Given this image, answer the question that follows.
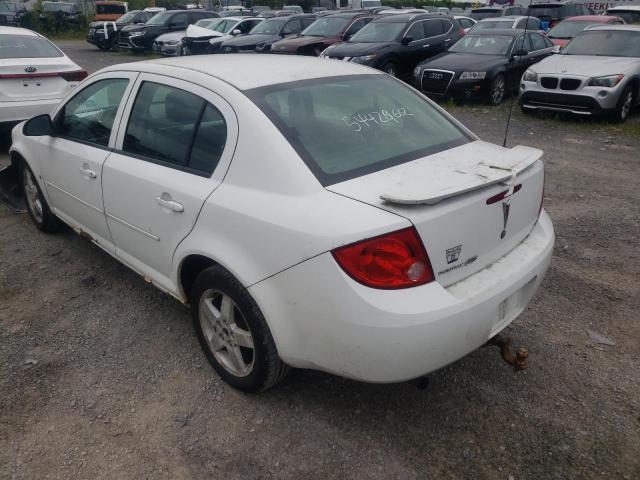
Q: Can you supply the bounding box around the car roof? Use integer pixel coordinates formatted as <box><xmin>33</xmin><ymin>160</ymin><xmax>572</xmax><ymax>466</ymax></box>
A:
<box><xmin>104</xmin><ymin>54</ymin><xmax>379</xmax><ymax>90</ymax></box>
<box><xmin>606</xmin><ymin>6</ymin><xmax>640</xmax><ymax>11</ymax></box>
<box><xmin>564</xmin><ymin>15</ymin><xmax>619</xmax><ymax>21</ymax></box>
<box><xmin>374</xmin><ymin>13</ymin><xmax>445</xmax><ymax>22</ymax></box>
<box><xmin>324</xmin><ymin>11</ymin><xmax>372</xmax><ymax>19</ymax></box>
<box><xmin>0</xmin><ymin>26</ymin><xmax>39</xmax><ymax>36</ymax></box>
<box><xmin>583</xmin><ymin>24</ymin><xmax>640</xmax><ymax>32</ymax></box>
<box><xmin>466</xmin><ymin>28</ymin><xmax>523</xmax><ymax>36</ymax></box>
<box><xmin>222</xmin><ymin>16</ymin><xmax>261</xmax><ymax>21</ymax></box>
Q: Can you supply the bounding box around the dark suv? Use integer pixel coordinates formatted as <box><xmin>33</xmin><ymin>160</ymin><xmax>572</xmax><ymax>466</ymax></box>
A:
<box><xmin>118</xmin><ymin>10</ymin><xmax>219</xmax><ymax>52</ymax></box>
<box><xmin>87</xmin><ymin>10</ymin><xmax>156</xmax><ymax>50</ymax></box>
<box><xmin>271</xmin><ymin>11</ymin><xmax>374</xmax><ymax>56</ymax></box>
<box><xmin>527</xmin><ymin>2</ymin><xmax>593</xmax><ymax>30</ymax></box>
<box><xmin>221</xmin><ymin>14</ymin><xmax>317</xmax><ymax>53</ymax></box>
<box><xmin>322</xmin><ymin>13</ymin><xmax>465</xmax><ymax>79</ymax></box>
<box><xmin>0</xmin><ymin>2</ymin><xmax>26</xmax><ymax>26</ymax></box>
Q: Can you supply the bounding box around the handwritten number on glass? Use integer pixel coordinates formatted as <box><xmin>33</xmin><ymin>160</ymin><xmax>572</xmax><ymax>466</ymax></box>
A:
<box><xmin>342</xmin><ymin>108</ymin><xmax>413</xmax><ymax>132</ymax></box>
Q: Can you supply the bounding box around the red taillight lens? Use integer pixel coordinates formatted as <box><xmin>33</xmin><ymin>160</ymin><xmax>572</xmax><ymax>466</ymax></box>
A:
<box><xmin>59</xmin><ymin>70</ymin><xmax>88</xmax><ymax>82</ymax></box>
<box><xmin>332</xmin><ymin>227</ymin><xmax>434</xmax><ymax>289</ymax></box>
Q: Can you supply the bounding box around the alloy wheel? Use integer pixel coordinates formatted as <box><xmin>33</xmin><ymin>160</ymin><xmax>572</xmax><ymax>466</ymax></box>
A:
<box><xmin>22</xmin><ymin>167</ymin><xmax>43</xmax><ymax>224</ymax></box>
<box><xmin>620</xmin><ymin>90</ymin><xmax>633</xmax><ymax>121</ymax></box>
<box><xmin>491</xmin><ymin>76</ymin><xmax>506</xmax><ymax>105</ymax></box>
<box><xmin>199</xmin><ymin>289</ymin><xmax>255</xmax><ymax>377</ymax></box>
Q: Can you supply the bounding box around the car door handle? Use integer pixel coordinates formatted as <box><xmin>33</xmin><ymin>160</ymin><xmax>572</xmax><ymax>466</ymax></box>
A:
<box><xmin>79</xmin><ymin>166</ymin><xmax>97</xmax><ymax>179</ymax></box>
<box><xmin>156</xmin><ymin>195</ymin><xmax>184</xmax><ymax>212</ymax></box>
<box><xmin>422</xmin><ymin>44</ymin><xmax>431</xmax><ymax>48</ymax></box>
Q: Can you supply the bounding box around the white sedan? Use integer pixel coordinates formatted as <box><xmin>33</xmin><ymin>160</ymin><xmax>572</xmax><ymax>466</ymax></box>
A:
<box><xmin>0</xmin><ymin>26</ymin><xmax>87</xmax><ymax>130</ymax></box>
<box><xmin>10</xmin><ymin>55</ymin><xmax>554</xmax><ymax>392</ymax></box>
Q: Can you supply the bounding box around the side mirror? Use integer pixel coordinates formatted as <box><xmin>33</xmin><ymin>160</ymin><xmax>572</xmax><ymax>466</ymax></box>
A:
<box><xmin>23</xmin><ymin>114</ymin><xmax>53</xmax><ymax>137</ymax></box>
<box><xmin>231</xmin><ymin>29</ymin><xmax>242</xmax><ymax>35</ymax></box>
<box><xmin>401</xmin><ymin>36</ymin><xmax>413</xmax><ymax>46</ymax></box>
<box><xmin>170</xmin><ymin>22</ymin><xmax>187</xmax><ymax>30</ymax></box>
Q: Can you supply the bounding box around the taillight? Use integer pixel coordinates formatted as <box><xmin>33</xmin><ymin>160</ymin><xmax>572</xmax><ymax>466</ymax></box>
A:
<box><xmin>59</xmin><ymin>70</ymin><xmax>88</xmax><ymax>82</ymax></box>
<box><xmin>332</xmin><ymin>227</ymin><xmax>434</xmax><ymax>289</ymax></box>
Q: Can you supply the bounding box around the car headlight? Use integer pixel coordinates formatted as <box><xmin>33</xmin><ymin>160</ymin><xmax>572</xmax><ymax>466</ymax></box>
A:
<box><xmin>459</xmin><ymin>71</ymin><xmax>486</xmax><ymax>81</ymax></box>
<box><xmin>587</xmin><ymin>74</ymin><xmax>624</xmax><ymax>88</ymax></box>
<box><xmin>165</xmin><ymin>40</ymin><xmax>180</xmax><ymax>46</ymax></box>
<box><xmin>413</xmin><ymin>66</ymin><xmax>422</xmax><ymax>78</ymax></box>
<box><xmin>129</xmin><ymin>31</ymin><xmax>145</xmax><ymax>37</ymax></box>
<box><xmin>522</xmin><ymin>70</ymin><xmax>537</xmax><ymax>82</ymax></box>
<box><xmin>349</xmin><ymin>54</ymin><xmax>376</xmax><ymax>64</ymax></box>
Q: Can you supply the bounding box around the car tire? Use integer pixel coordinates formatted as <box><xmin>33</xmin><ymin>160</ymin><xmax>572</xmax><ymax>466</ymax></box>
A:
<box><xmin>19</xmin><ymin>160</ymin><xmax>60</xmax><ymax>233</ymax></box>
<box><xmin>488</xmin><ymin>74</ymin><xmax>506</xmax><ymax>106</ymax></box>
<box><xmin>382</xmin><ymin>61</ymin><xmax>398</xmax><ymax>78</ymax></box>
<box><xmin>190</xmin><ymin>265</ymin><xmax>289</xmax><ymax>392</ymax></box>
<box><xmin>612</xmin><ymin>85</ymin><xmax>635</xmax><ymax>123</ymax></box>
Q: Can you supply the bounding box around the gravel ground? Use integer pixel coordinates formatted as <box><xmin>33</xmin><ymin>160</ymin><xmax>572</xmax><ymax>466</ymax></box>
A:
<box><xmin>1</xmin><ymin>41</ymin><xmax>639</xmax><ymax>480</ymax></box>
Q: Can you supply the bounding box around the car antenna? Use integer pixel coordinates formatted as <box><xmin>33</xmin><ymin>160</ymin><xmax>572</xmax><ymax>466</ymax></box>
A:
<box><xmin>502</xmin><ymin>0</ymin><xmax>535</xmax><ymax>148</ymax></box>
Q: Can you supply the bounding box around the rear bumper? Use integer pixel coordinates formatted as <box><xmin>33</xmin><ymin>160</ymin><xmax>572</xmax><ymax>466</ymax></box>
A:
<box><xmin>0</xmin><ymin>98</ymin><xmax>61</xmax><ymax>125</ymax></box>
<box><xmin>249</xmin><ymin>211</ymin><xmax>555</xmax><ymax>383</ymax></box>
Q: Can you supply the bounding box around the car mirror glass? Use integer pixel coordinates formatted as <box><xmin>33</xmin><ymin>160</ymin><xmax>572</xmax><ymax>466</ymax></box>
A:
<box><xmin>23</xmin><ymin>114</ymin><xmax>53</xmax><ymax>137</ymax></box>
<box><xmin>232</xmin><ymin>29</ymin><xmax>241</xmax><ymax>35</ymax></box>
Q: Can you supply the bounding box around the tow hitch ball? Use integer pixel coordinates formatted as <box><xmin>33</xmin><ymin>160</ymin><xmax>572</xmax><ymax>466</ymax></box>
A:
<box><xmin>488</xmin><ymin>334</ymin><xmax>529</xmax><ymax>371</ymax></box>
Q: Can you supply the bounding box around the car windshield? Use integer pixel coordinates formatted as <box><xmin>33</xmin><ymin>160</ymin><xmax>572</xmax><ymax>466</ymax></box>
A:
<box><xmin>527</xmin><ymin>6</ymin><xmax>562</xmax><ymax>18</ymax></box>
<box><xmin>247</xmin><ymin>75</ymin><xmax>471</xmax><ymax>186</ymax></box>
<box><xmin>449</xmin><ymin>34</ymin><xmax>513</xmax><ymax>55</ymax></box>
<box><xmin>473</xmin><ymin>20</ymin><xmax>514</xmax><ymax>30</ymax></box>
<box><xmin>146</xmin><ymin>12</ymin><xmax>172</xmax><ymax>25</ymax></box>
<box><xmin>547</xmin><ymin>20</ymin><xmax>595</xmax><ymax>39</ymax></box>
<box><xmin>250</xmin><ymin>17</ymin><xmax>285</xmax><ymax>34</ymax></box>
<box><xmin>196</xmin><ymin>18</ymin><xmax>224</xmax><ymax>30</ymax></box>
<box><xmin>43</xmin><ymin>3</ymin><xmax>74</xmax><ymax>13</ymax></box>
<box><xmin>561</xmin><ymin>30</ymin><xmax>640</xmax><ymax>57</ymax></box>
<box><xmin>607</xmin><ymin>11</ymin><xmax>640</xmax><ymax>23</ymax></box>
<box><xmin>0</xmin><ymin>34</ymin><xmax>64</xmax><ymax>58</ymax></box>
<box><xmin>470</xmin><ymin>9</ymin><xmax>502</xmax><ymax>20</ymax></box>
<box><xmin>349</xmin><ymin>21</ymin><xmax>405</xmax><ymax>43</ymax></box>
<box><xmin>96</xmin><ymin>4</ymin><xmax>126</xmax><ymax>15</ymax></box>
<box><xmin>116</xmin><ymin>11</ymin><xmax>138</xmax><ymax>23</ymax></box>
<box><xmin>302</xmin><ymin>17</ymin><xmax>350</xmax><ymax>36</ymax></box>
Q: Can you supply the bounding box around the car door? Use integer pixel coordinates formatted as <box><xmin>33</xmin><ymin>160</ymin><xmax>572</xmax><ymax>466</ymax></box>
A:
<box><xmin>102</xmin><ymin>74</ymin><xmax>238</xmax><ymax>292</ymax></box>
<box><xmin>39</xmin><ymin>72</ymin><xmax>138</xmax><ymax>253</ymax></box>
<box><xmin>399</xmin><ymin>20</ymin><xmax>430</xmax><ymax>75</ymax></box>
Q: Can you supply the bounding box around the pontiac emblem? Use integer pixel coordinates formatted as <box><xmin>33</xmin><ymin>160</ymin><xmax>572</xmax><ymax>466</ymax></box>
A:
<box><xmin>25</xmin><ymin>66</ymin><xmax>37</xmax><ymax>73</ymax></box>
<box><xmin>501</xmin><ymin>199</ymin><xmax>511</xmax><ymax>239</ymax></box>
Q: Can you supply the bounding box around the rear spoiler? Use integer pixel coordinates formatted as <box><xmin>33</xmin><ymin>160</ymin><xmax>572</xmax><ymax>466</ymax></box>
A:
<box><xmin>380</xmin><ymin>145</ymin><xmax>543</xmax><ymax>206</ymax></box>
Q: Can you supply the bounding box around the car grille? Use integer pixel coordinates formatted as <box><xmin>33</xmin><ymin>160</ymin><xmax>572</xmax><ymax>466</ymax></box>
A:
<box><xmin>421</xmin><ymin>70</ymin><xmax>455</xmax><ymax>95</ymax></box>
<box><xmin>540</xmin><ymin>77</ymin><xmax>558</xmax><ymax>89</ymax></box>
<box><xmin>560</xmin><ymin>78</ymin><xmax>581</xmax><ymax>91</ymax></box>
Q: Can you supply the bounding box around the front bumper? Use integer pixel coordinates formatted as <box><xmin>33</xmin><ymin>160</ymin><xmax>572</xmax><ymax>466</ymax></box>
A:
<box><xmin>520</xmin><ymin>77</ymin><xmax>621</xmax><ymax>115</ymax></box>
<box><xmin>152</xmin><ymin>42</ymin><xmax>181</xmax><ymax>56</ymax></box>
<box><xmin>118</xmin><ymin>35</ymin><xmax>148</xmax><ymax>51</ymax></box>
<box><xmin>249</xmin><ymin>211</ymin><xmax>555</xmax><ymax>383</ymax></box>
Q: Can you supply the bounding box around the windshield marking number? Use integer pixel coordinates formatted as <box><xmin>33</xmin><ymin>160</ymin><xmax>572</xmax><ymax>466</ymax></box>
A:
<box><xmin>342</xmin><ymin>108</ymin><xmax>413</xmax><ymax>132</ymax></box>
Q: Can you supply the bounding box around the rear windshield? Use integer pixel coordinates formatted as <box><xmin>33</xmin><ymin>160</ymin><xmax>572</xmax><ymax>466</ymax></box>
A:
<box><xmin>247</xmin><ymin>75</ymin><xmax>471</xmax><ymax>186</ymax></box>
<box><xmin>0</xmin><ymin>34</ymin><xmax>63</xmax><ymax>58</ymax></box>
<box><xmin>561</xmin><ymin>30</ymin><xmax>640</xmax><ymax>57</ymax></box>
<box><xmin>473</xmin><ymin>20</ymin><xmax>514</xmax><ymax>30</ymax></box>
<box><xmin>43</xmin><ymin>3</ymin><xmax>75</xmax><ymax>13</ymax></box>
<box><xmin>528</xmin><ymin>5</ymin><xmax>563</xmax><ymax>18</ymax></box>
<box><xmin>96</xmin><ymin>4</ymin><xmax>126</xmax><ymax>15</ymax></box>
<box><xmin>469</xmin><ymin>9</ymin><xmax>502</xmax><ymax>20</ymax></box>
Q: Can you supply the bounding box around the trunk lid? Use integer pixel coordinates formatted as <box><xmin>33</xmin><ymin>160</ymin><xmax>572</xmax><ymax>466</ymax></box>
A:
<box><xmin>0</xmin><ymin>57</ymin><xmax>80</xmax><ymax>102</ymax></box>
<box><xmin>327</xmin><ymin>140</ymin><xmax>545</xmax><ymax>287</ymax></box>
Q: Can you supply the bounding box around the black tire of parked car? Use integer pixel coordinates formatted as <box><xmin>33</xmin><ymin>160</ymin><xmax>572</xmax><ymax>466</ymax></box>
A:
<box><xmin>19</xmin><ymin>159</ymin><xmax>60</xmax><ymax>233</ymax></box>
<box><xmin>382</xmin><ymin>61</ymin><xmax>398</xmax><ymax>78</ymax></box>
<box><xmin>487</xmin><ymin>73</ymin><xmax>506</xmax><ymax>106</ymax></box>
<box><xmin>613</xmin><ymin>85</ymin><xmax>635</xmax><ymax>123</ymax></box>
<box><xmin>190</xmin><ymin>265</ymin><xmax>290</xmax><ymax>392</ymax></box>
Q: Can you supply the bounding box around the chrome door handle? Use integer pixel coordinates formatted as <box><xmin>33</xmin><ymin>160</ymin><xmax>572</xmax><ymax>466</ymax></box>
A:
<box><xmin>156</xmin><ymin>195</ymin><xmax>184</xmax><ymax>212</ymax></box>
<box><xmin>422</xmin><ymin>44</ymin><xmax>431</xmax><ymax>48</ymax></box>
<box><xmin>80</xmin><ymin>167</ymin><xmax>96</xmax><ymax>179</ymax></box>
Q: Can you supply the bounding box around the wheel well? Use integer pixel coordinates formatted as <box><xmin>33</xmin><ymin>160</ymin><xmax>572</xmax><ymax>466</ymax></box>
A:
<box><xmin>179</xmin><ymin>255</ymin><xmax>217</xmax><ymax>301</ymax></box>
<box><xmin>629</xmin><ymin>78</ymin><xmax>640</xmax><ymax>100</ymax></box>
<box><xmin>9</xmin><ymin>151</ymin><xmax>23</xmax><ymax>170</ymax></box>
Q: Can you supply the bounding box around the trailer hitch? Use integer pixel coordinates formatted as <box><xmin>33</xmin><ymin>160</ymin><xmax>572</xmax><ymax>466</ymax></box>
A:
<box><xmin>488</xmin><ymin>334</ymin><xmax>529</xmax><ymax>371</ymax></box>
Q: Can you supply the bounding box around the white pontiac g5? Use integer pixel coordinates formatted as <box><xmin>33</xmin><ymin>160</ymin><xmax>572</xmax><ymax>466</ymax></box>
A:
<box><xmin>10</xmin><ymin>55</ymin><xmax>555</xmax><ymax>392</ymax></box>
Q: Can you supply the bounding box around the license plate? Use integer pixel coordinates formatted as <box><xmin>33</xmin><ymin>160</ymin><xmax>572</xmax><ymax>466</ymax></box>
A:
<box><xmin>491</xmin><ymin>277</ymin><xmax>537</xmax><ymax>336</ymax></box>
<box><xmin>21</xmin><ymin>79</ymin><xmax>42</xmax><ymax>88</ymax></box>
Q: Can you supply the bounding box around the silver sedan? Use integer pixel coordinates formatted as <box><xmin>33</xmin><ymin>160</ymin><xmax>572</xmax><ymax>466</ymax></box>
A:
<box><xmin>519</xmin><ymin>25</ymin><xmax>640</xmax><ymax>122</ymax></box>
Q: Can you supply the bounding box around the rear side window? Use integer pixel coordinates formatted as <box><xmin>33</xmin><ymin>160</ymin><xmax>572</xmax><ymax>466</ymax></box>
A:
<box><xmin>123</xmin><ymin>82</ymin><xmax>204</xmax><ymax>166</ymax></box>
<box><xmin>123</xmin><ymin>82</ymin><xmax>227</xmax><ymax>175</ymax></box>
<box><xmin>530</xmin><ymin>33</ymin><xmax>548</xmax><ymax>50</ymax></box>
<box><xmin>424</xmin><ymin>19</ymin><xmax>443</xmax><ymax>37</ymax></box>
<box><xmin>0</xmin><ymin>34</ymin><xmax>63</xmax><ymax>58</ymax></box>
<box><xmin>58</xmin><ymin>78</ymin><xmax>129</xmax><ymax>147</ymax></box>
<box><xmin>247</xmin><ymin>75</ymin><xmax>471</xmax><ymax>186</ymax></box>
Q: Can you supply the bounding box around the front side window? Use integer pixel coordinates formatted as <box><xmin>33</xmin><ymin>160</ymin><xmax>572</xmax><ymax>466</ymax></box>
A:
<box><xmin>250</xmin><ymin>18</ymin><xmax>286</xmax><ymax>34</ymax></box>
<box><xmin>123</xmin><ymin>82</ymin><xmax>204</xmax><ymax>166</ymax></box>
<box><xmin>405</xmin><ymin>21</ymin><xmax>426</xmax><ymax>41</ymax></box>
<box><xmin>247</xmin><ymin>75</ymin><xmax>471</xmax><ymax>186</ymax></box>
<box><xmin>302</xmin><ymin>17</ymin><xmax>350</xmax><ymax>37</ymax></box>
<box><xmin>350</xmin><ymin>21</ymin><xmax>405</xmax><ymax>43</ymax></box>
<box><xmin>0</xmin><ymin>34</ymin><xmax>63</xmax><ymax>58</ymax></box>
<box><xmin>58</xmin><ymin>78</ymin><xmax>129</xmax><ymax>147</ymax></box>
<box><xmin>282</xmin><ymin>19</ymin><xmax>301</xmax><ymax>35</ymax></box>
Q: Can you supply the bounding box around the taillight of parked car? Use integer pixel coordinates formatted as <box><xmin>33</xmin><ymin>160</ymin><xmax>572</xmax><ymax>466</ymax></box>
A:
<box><xmin>59</xmin><ymin>70</ymin><xmax>88</xmax><ymax>82</ymax></box>
<box><xmin>332</xmin><ymin>227</ymin><xmax>434</xmax><ymax>289</ymax></box>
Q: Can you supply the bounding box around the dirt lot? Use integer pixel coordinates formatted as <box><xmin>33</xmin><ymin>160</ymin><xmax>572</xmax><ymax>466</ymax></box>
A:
<box><xmin>1</xmin><ymin>41</ymin><xmax>639</xmax><ymax>479</ymax></box>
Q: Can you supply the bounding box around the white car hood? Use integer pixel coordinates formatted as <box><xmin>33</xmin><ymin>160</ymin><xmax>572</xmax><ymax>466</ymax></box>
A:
<box><xmin>186</xmin><ymin>24</ymin><xmax>224</xmax><ymax>38</ymax></box>
<box><xmin>155</xmin><ymin>30</ymin><xmax>186</xmax><ymax>42</ymax></box>
<box><xmin>531</xmin><ymin>54</ymin><xmax>640</xmax><ymax>77</ymax></box>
